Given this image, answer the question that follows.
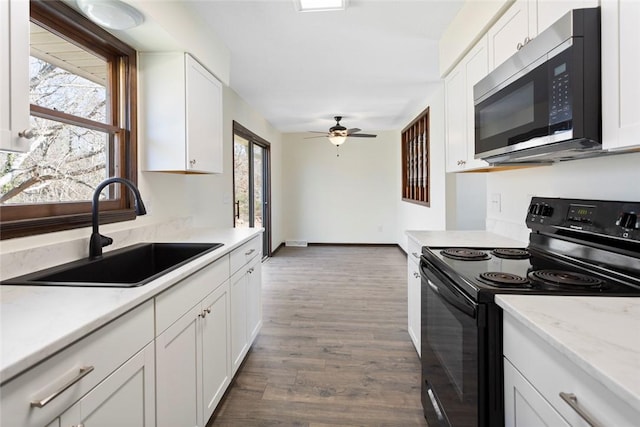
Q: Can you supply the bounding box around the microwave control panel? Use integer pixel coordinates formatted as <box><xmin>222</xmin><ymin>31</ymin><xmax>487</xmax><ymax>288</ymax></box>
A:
<box><xmin>549</xmin><ymin>62</ymin><xmax>572</xmax><ymax>127</ymax></box>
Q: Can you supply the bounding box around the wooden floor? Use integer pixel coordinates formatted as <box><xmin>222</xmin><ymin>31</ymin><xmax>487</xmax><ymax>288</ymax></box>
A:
<box><xmin>208</xmin><ymin>245</ymin><xmax>428</xmax><ymax>427</ymax></box>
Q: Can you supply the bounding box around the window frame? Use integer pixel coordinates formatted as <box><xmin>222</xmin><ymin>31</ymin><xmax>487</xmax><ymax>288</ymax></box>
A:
<box><xmin>0</xmin><ymin>0</ymin><xmax>138</xmax><ymax>239</ymax></box>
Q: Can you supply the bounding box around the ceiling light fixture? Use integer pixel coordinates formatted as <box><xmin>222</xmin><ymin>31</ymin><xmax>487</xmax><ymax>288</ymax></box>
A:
<box><xmin>328</xmin><ymin>135</ymin><xmax>347</xmax><ymax>146</ymax></box>
<box><xmin>77</xmin><ymin>0</ymin><xmax>145</xmax><ymax>30</ymax></box>
<box><xmin>294</xmin><ymin>0</ymin><xmax>347</xmax><ymax>12</ymax></box>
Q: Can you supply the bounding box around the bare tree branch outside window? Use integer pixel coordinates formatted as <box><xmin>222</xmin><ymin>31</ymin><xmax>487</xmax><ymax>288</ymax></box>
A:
<box><xmin>1</xmin><ymin>30</ymin><xmax>109</xmax><ymax>205</ymax></box>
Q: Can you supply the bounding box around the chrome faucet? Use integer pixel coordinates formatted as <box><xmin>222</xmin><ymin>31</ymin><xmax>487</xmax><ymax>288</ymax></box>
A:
<box><xmin>89</xmin><ymin>177</ymin><xmax>147</xmax><ymax>259</ymax></box>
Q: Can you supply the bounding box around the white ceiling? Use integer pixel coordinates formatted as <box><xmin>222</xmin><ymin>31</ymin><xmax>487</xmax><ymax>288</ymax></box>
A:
<box><xmin>188</xmin><ymin>0</ymin><xmax>464</xmax><ymax>134</ymax></box>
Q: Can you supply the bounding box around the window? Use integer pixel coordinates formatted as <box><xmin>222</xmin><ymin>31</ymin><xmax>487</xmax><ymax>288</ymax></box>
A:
<box><xmin>0</xmin><ymin>0</ymin><xmax>137</xmax><ymax>239</ymax></box>
<box><xmin>401</xmin><ymin>107</ymin><xmax>430</xmax><ymax>206</ymax></box>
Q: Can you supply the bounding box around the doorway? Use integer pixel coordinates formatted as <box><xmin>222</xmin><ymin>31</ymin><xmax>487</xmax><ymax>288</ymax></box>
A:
<box><xmin>233</xmin><ymin>121</ymin><xmax>271</xmax><ymax>257</ymax></box>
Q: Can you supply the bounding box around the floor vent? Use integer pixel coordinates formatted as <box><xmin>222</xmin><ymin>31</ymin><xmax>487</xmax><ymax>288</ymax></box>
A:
<box><xmin>285</xmin><ymin>240</ymin><xmax>308</xmax><ymax>247</ymax></box>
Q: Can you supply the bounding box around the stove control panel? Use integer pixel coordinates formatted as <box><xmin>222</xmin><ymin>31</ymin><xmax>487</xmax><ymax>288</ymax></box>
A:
<box><xmin>526</xmin><ymin>197</ymin><xmax>640</xmax><ymax>241</ymax></box>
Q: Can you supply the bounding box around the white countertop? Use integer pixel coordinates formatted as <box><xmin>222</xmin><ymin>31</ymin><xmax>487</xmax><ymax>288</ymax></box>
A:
<box><xmin>406</xmin><ymin>230</ymin><xmax>527</xmax><ymax>248</ymax></box>
<box><xmin>0</xmin><ymin>227</ymin><xmax>262</xmax><ymax>384</ymax></box>
<box><xmin>496</xmin><ymin>295</ymin><xmax>640</xmax><ymax>411</ymax></box>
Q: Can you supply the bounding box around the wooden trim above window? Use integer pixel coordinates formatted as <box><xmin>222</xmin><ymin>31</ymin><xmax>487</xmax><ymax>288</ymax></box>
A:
<box><xmin>401</xmin><ymin>107</ymin><xmax>430</xmax><ymax>206</ymax></box>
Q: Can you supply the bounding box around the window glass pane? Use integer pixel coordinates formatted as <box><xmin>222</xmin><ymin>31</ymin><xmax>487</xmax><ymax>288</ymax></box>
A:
<box><xmin>253</xmin><ymin>145</ymin><xmax>263</xmax><ymax>229</ymax></box>
<box><xmin>0</xmin><ymin>117</ymin><xmax>109</xmax><ymax>205</ymax></box>
<box><xmin>234</xmin><ymin>135</ymin><xmax>250</xmax><ymax>228</ymax></box>
<box><xmin>29</xmin><ymin>22</ymin><xmax>108</xmax><ymax>123</ymax></box>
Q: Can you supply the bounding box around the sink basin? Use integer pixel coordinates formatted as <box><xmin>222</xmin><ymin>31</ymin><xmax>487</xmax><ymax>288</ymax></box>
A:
<box><xmin>1</xmin><ymin>242</ymin><xmax>224</xmax><ymax>288</ymax></box>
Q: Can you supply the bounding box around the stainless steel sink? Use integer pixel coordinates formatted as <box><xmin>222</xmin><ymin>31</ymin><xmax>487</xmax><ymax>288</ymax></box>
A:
<box><xmin>1</xmin><ymin>242</ymin><xmax>224</xmax><ymax>288</ymax></box>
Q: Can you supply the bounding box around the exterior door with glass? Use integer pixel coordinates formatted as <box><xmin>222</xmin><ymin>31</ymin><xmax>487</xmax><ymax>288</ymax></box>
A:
<box><xmin>233</xmin><ymin>123</ymin><xmax>270</xmax><ymax>257</ymax></box>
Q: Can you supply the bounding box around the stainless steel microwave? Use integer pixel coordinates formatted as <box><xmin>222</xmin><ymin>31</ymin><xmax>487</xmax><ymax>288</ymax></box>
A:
<box><xmin>473</xmin><ymin>8</ymin><xmax>601</xmax><ymax>164</ymax></box>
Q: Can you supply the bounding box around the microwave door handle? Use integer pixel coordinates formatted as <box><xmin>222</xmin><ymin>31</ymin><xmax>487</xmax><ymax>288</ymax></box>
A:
<box><xmin>426</xmin><ymin>278</ymin><xmax>476</xmax><ymax>318</ymax></box>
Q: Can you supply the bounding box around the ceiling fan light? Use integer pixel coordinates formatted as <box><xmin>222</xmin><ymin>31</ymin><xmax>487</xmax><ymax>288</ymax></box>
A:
<box><xmin>328</xmin><ymin>135</ymin><xmax>347</xmax><ymax>146</ymax></box>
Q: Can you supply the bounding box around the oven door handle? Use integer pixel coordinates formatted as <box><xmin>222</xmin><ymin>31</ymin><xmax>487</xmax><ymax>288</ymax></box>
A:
<box><xmin>426</xmin><ymin>278</ymin><xmax>476</xmax><ymax>318</ymax></box>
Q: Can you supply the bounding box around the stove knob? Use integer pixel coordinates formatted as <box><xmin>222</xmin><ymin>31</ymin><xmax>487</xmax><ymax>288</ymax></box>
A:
<box><xmin>616</xmin><ymin>212</ymin><xmax>638</xmax><ymax>229</ymax></box>
<box><xmin>540</xmin><ymin>205</ymin><xmax>554</xmax><ymax>217</ymax></box>
<box><xmin>529</xmin><ymin>203</ymin><xmax>539</xmax><ymax>215</ymax></box>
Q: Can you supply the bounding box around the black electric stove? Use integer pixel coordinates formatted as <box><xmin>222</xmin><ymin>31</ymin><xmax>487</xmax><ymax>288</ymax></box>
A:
<box><xmin>419</xmin><ymin>197</ymin><xmax>640</xmax><ymax>427</ymax></box>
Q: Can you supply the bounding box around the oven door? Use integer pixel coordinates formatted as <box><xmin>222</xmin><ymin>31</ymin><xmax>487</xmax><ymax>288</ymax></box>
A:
<box><xmin>420</xmin><ymin>257</ymin><xmax>481</xmax><ymax>427</ymax></box>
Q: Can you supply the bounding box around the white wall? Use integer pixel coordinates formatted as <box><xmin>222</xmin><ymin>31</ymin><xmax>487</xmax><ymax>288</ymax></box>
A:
<box><xmin>396</xmin><ymin>85</ymin><xmax>448</xmax><ymax>252</ymax></box>
<box><xmin>485</xmin><ymin>152</ymin><xmax>640</xmax><ymax>241</ymax></box>
<box><xmin>282</xmin><ymin>130</ymin><xmax>398</xmax><ymax>244</ymax></box>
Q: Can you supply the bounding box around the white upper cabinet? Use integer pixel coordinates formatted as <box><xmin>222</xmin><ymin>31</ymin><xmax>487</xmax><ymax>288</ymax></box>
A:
<box><xmin>488</xmin><ymin>0</ymin><xmax>598</xmax><ymax>71</ymax></box>
<box><xmin>445</xmin><ymin>36</ymin><xmax>490</xmax><ymax>172</ymax></box>
<box><xmin>602</xmin><ymin>0</ymin><xmax>640</xmax><ymax>151</ymax></box>
<box><xmin>487</xmin><ymin>0</ymin><xmax>537</xmax><ymax>71</ymax></box>
<box><xmin>1</xmin><ymin>0</ymin><xmax>31</xmax><ymax>152</ymax></box>
<box><xmin>140</xmin><ymin>53</ymin><xmax>223</xmax><ymax>173</ymax></box>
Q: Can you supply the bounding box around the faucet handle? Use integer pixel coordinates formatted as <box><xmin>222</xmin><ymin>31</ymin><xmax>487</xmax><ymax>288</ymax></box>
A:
<box><xmin>100</xmin><ymin>234</ymin><xmax>114</xmax><ymax>248</ymax></box>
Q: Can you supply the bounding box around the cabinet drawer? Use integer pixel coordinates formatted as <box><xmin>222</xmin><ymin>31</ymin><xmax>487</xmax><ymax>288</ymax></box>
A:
<box><xmin>0</xmin><ymin>300</ymin><xmax>154</xmax><ymax>427</ymax></box>
<box><xmin>230</xmin><ymin>236</ymin><xmax>261</xmax><ymax>275</ymax></box>
<box><xmin>155</xmin><ymin>255</ymin><xmax>229</xmax><ymax>335</ymax></box>
<box><xmin>407</xmin><ymin>238</ymin><xmax>422</xmax><ymax>266</ymax></box>
<box><xmin>503</xmin><ymin>312</ymin><xmax>640</xmax><ymax>427</ymax></box>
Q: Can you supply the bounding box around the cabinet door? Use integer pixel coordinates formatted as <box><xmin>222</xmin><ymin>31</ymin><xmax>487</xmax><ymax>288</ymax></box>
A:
<box><xmin>602</xmin><ymin>0</ymin><xmax>640</xmax><ymax>151</ymax></box>
<box><xmin>201</xmin><ymin>282</ymin><xmax>231</xmax><ymax>423</ymax></box>
<box><xmin>487</xmin><ymin>0</ymin><xmax>536</xmax><ymax>70</ymax></box>
<box><xmin>536</xmin><ymin>0</ymin><xmax>598</xmax><ymax>34</ymax></box>
<box><xmin>246</xmin><ymin>256</ymin><xmax>263</xmax><ymax>344</ymax></box>
<box><xmin>230</xmin><ymin>268</ymin><xmax>248</xmax><ymax>374</ymax></box>
<box><xmin>407</xmin><ymin>259</ymin><xmax>421</xmax><ymax>356</ymax></box>
<box><xmin>156</xmin><ymin>304</ymin><xmax>202</xmax><ymax>427</ymax></box>
<box><xmin>185</xmin><ymin>54</ymin><xmax>223</xmax><ymax>173</ymax></box>
<box><xmin>464</xmin><ymin>37</ymin><xmax>490</xmax><ymax>170</ymax></box>
<box><xmin>445</xmin><ymin>65</ymin><xmax>467</xmax><ymax>172</ymax></box>
<box><xmin>59</xmin><ymin>343</ymin><xmax>155</xmax><ymax>427</ymax></box>
<box><xmin>1</xmin><ymin>0</ymin><xmax>30</xmax><ymax>152</ymax></box>
<box><xmin>504</xmin><ymin>359</ymin><xmax>569</xmax><ymax>427</ymax></box>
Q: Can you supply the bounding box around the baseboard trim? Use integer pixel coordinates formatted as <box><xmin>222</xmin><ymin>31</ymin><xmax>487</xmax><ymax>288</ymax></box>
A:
<box><xmin>272</xmin><ymin>242</ymin><xmax>405</xmax><ymax>255</ymax></box>
<box><xmin>308</xmin><ymin>242</ymin><xmax>398</xmax><ymax>247</ymax></box>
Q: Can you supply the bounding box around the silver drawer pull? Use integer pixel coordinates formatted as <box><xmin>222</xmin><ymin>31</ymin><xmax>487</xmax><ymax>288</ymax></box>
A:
<box><xmin>413</xmin><ymin>272</ymin><xmax>420</xmax><ymax>278</ymax></box>
<box><xmin>559</xmin><ymin>392</ymin><xmax>603</xmax><ymax>427</ymax></box>
<box><xmin>31</xmin><ymin>366</ymin><xmax>95</xmax><ymax>408</ymax></box>
<box><xmin>245</xmin><ymin>248</ymin><xmax>255</xmax><ymax>256</ymax></box>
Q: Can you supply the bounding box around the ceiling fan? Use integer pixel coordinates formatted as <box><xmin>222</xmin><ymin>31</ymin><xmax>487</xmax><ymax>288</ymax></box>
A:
<box><xmin>306</xmin><ymin>116</ymin><xmax>377</xmax><ymax>146</ymax></box>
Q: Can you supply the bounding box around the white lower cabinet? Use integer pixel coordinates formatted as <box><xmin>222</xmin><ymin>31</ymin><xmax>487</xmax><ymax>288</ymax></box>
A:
<box><xmin>58</xmin><ymin>342</ymin><xmax>156</xmax><ymax>427</ymax></box>
<box><xmin>0</xmin><ymin>301</ymin><xmax>154</xmax><ymax>427</ymax></box>
<box><xmin>504</xmin><ymin>358</ymin><xmax>568</xmax><ymax>427</ymax></box>
<box><xmin>503</xmin><ymin>311</ymin><xmax>640</xmax><ymax>427</ymax></box>
<box><xmin>230</xmin><ymin>254</ymin><xmax>262</xmax><ymax>374</ymax></box>
<box><xmin>201</xmin><ymin>283</ymin><xmax>231</xmax><ymax>422</ymax></box>
<box><xmin>406</xmin><ymin>240</ymin><xmax>421</xmax><ymax>356</ymax></box>
<box><xmin>155</xmin><ymin>256</ymin><xmax>231</xmax><ymax>427</ymax></box>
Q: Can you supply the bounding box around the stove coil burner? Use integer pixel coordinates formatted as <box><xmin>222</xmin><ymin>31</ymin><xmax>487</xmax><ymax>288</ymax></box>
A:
<box><xmin>479</xmin><ymin>272</ymin><xmax>530</xmax><ymax>287</ymax></box>
<box><xmin>528</xmin><ymin>270</ymin><xmax>605</xmax><ymax>290</ymax></box>
<box><xmin>441</xmin><ymin>248</ymin><xmax>490</xmax><ymax>261</ymax></box>
<box><xmin>491</xmin><ymin>248</ymin><xmax>530</xmax><ymax>260</ymax></box>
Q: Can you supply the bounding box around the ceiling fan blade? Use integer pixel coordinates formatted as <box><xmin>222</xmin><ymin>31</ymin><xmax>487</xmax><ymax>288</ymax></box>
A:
<box><xmin>304</xmin><ymin>135</ymin><xmax>329</xmax><ymax>139</ymax></box>
<box><xmin>307</xmin><ymin>131</ymin><xmax>329</xmax><ymax>134</ymax></box>
<box><xmin>346</xmin><ymin>128</ymin><xmax>361</xmax><ymax>135</ymax></box>
<box><xmin>348</xmin><ymin>133</ymin><xmax>377</xmax><ymax>138</ymax></box>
